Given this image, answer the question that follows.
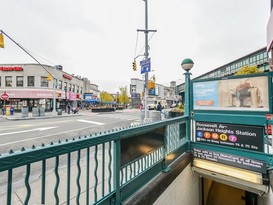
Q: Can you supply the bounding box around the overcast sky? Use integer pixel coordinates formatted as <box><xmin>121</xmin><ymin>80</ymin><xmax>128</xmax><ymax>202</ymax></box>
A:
<box><xmin>0</xmin><ymin>0</ymin><xmax>270</xmax><ymax>93</ymax></box>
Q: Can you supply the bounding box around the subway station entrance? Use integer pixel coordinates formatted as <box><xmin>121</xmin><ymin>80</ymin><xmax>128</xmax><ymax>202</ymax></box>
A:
<box><xmin>190</xmin><ymin>72</ymin><xmax>273</xmax><ymax>205</ymax></box>
<box><xmin>202</xmin><ymin>178</ymin><xmax>257</xmax><ymax>205</ymax></box>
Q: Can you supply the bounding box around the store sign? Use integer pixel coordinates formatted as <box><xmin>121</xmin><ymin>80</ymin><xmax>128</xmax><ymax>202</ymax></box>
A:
<box><xmin>84</xmin><ymin>94</ymin><xmax>92</xmax><ymax>100</ymax></box>
<box><xmin>131</xmin><ymin>93</ymin><xmax>140</xmax><ymax>99</ymax></box>
<box><xmin>63</xmin><ymin>74</ymin><xmax>72</xmax><ymax>80</ymax></box>
<box><xmin>193</xmin><ymin>76</ymin><xmax>269</xmax><ymax>112</ymax></box>
<box><xmin>69</xmin><ymin>92</ymin><xmax>77</xmax><ymax>100</ymax></box>
<box><xmin>195</xmin><ymin>121</ymin><xmax>264</xmax><ymax>152</ymax></box>
<box><xmin>0</xmin><ymin>89</ymin><xmax>65</xmax><ymax>99</ymax></box>
<box><xmin>0</xmin><ymin>66</ymin><xmax>23</xmax><ymax>71</ymax></box>
<box><xmin>194</xmin><ymin>148</ymin><xmax>267</xmax><ymax>174</ymax></box>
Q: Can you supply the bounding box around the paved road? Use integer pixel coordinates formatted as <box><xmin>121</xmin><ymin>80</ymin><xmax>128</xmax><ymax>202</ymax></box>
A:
<box><xmin>0</xmin><ymin>109</ymin><xmax>143</xmax><ymax>202</ymax></box>
<box><xmin>0</xmin><ymin>109</ymin><xmax>141</xmax><ymax>154</ymax></box>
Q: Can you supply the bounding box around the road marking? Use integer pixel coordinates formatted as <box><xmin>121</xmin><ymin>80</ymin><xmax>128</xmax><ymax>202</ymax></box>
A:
<box><xmin>0</xmin><ymin>125</ymin><xmax>97</xmax><ymax>147</ymax></box>
<box><xmin>0</xmin><ymin>127</ymin><xmax>58</xmax><ymax>136</ymax></box>
<box><xmin>77</xmin><ymin>119</ymin><xmax>105</xmax><ymax>125</ymax></box>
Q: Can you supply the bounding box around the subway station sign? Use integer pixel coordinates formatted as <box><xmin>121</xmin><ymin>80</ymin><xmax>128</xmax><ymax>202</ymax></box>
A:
<box><xmin>195</xmin><ymin>121</ymin><xmax>264</xmax><ymax>152</ymax></box>
<box><xmin>194</xmin><ymin>148</ymin><xmax>267</xmax><ymax>174</ymax></box>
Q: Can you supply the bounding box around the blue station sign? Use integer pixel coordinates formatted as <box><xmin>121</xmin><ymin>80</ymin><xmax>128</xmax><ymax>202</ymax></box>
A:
<box><xmin>140</xmin><ymin>58</ymin><xmax>151</xmax><ymax>74</ymax></box>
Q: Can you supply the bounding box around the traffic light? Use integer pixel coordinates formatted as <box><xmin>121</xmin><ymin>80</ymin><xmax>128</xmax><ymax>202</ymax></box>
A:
<box><xmin>0</xmin><ymin>33</ymin><xmax>4</xmax><ymax>48</ymax></box>
<box><xmin>148</xmin><ymin>81</ymin><xmax>155</xmax><ymax>89</ymax></box>
<box><xmin>132</xmin><ymin>60</ymin><xmax>137</xmax><ymax>71</ymax></box>
<box><xmin>47</xmin><ymin>74</ymin><xmax>52</xmax><ymax>81</ymax></box>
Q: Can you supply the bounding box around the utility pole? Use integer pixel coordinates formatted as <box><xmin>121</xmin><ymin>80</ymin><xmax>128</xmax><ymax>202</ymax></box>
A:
<box><xmin>144</xmin><ymin>0</ymin><xmax>149</xmax><ymax>122</ymax></box>
<box><xmin>138</xmin><ymin>0</ymin><xmax>156</xmax><ymax>122</ymax></box>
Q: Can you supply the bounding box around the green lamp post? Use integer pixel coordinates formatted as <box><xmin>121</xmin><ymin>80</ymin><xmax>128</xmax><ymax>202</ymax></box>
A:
<box><xmin>181</xmin><ymin>58</ymin><xmax>194</xmax><ymax>116</ymax></box>
<box><xmin>181</xmin><ymin>58</ymin><xmax>194</xmax><ymax>142</ymax></box>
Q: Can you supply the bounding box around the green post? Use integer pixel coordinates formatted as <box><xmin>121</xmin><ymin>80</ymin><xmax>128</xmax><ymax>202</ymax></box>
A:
<box><xmin>114</xmin><ymin>140</ymin><xmax>121</xmax><ymax>204</ymax></box>
<box><xmin>181</xmin><ymin>58</ymin><xmax>194</xmax><ymax>142</ymax></box>
<box><xmin>163</xmin><ymin>127</ymin><xmax>170</xmax><ymax>172</ymax></box>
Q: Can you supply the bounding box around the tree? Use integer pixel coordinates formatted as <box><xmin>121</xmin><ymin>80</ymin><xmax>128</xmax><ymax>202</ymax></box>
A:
<box><xmin>235</xmin><ymin>65</ymin><xmax>261</xmax><ymax>75</ymax></box>
<box><xmin>100</xmin><ymin>91</ymin><xmax>114</xmax><ymax>103</ymax></box>
<box><xmin>119</xmin><ymin>86</ymin><xmax>130</xmax><ymax>105</ymax></box>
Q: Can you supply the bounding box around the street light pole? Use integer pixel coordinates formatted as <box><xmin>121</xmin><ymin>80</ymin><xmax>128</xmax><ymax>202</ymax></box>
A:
<box><xmin>137</xmin><ymin>0</ymin><xmax>156</xmax><ymax>122</ymax></box>
<box><xmin>65</xmin><ymin>87</ymin><xmax>67</xmax><ymax>113</ymax></box>
<box><xmin>181</xmin><ymin>58</ymin><xmax>194</xmax><ymax>142</ymax></box>
<box><xmin>52</xmin><ymin>66</ymin><xmax>57</xmax><ymax>116</ymax></box>
<box><xmin>144</xmin><ymin>0</ymin><xmax>149</xmax><ymax>122</ymax></box>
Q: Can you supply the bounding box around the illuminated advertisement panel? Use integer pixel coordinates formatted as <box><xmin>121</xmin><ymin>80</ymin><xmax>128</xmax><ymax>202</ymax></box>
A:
<box><xmin>195</xmin><ymin>121</ymin><xmax>264</xmax><ymax>152</ymax></box>
<box><xmin>193</xmin><ymin>76</ymin><xmax>269</xmax><ymax>111</ymax></box>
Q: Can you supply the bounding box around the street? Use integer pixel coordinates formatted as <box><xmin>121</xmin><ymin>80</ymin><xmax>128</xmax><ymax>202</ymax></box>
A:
<box><xmin>0</xmin><ymin>109</ymin><xmax>141</xmax><ymax>154</ymax></box>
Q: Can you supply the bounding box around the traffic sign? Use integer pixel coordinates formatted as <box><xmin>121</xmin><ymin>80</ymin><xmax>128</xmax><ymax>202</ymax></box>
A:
<box><xmin>1</xmin><ymin>93</ymin><xmax>9</xmax><ymax>100</ymax></box>
<box><xmin>140</xmin><ymin>58</ymin><xmax>151</xmax><ymax>74</ymax></box>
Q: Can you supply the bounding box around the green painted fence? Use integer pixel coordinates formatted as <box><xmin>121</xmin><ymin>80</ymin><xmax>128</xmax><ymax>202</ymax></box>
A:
<box><xmin>0</xmin><ymin>116</ymin><xmax>188</xmax><ymax>205</ymax></box>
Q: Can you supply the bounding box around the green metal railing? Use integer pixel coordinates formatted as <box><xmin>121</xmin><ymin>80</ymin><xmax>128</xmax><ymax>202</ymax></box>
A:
<box><xmin>2</xmin><ymin>72</ymin><xmax>273</xmax><ymax>205</ymax></box>
<box><xmin>0</xmin><ymin>116</ymin><xmax>188</xmax><ymax>205</ymax></box>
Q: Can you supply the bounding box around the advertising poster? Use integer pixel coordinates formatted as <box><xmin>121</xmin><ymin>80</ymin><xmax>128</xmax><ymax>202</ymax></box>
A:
<box><xmin>193</xmin><ymin>76</ymin><xmax>269</xmax><ymax>111</ymax></box>
<box><xmin>193</xmin><ymin>81</ymin><xmax>218</xmax><ymax>108</ymax></box>
<box><xmin>194</xmin><ymin>148</ymin><xmax>267</xmax><ymax>174</ymax></box>
<box><xmin>195</xmin><ymin>121</ymin><xmax>264</xmax><ymax>152</ymax></box>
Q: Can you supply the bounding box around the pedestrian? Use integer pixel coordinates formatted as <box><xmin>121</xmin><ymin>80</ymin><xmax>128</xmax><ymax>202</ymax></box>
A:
<box><xmin>139</xmin><ymin>103</ymin><xmax>143</xmax><ymax>110</ymax></box>
<box><xmin>67</xmin><ymin>104</ymin><xmax>71</xmax><ymax>114</ymax></box>
<box><xmin>156</xmin><ymin>102</ymin><xmax>162</xmax><ymax>112</ymax></box>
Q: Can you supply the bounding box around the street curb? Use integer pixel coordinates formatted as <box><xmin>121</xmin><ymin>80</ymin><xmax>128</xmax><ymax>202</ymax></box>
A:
<box><xmin>3</xmin><ymin>113</ymin><xmax>84</xmax><ymax>121</ymax></box>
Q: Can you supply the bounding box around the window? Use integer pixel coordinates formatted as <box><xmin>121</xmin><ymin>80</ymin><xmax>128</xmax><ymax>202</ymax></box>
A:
<box><xmin>72</xmin><ymin>85</ymin><xmax>75</xmax><ymax>92</ymax></box>
<box><xmin>246</xmin><ymin>59</ymin><xmax>249</xmax><ymax>64</ymax></box>
<box><xmin>58</xmin><ymin>80</ymin><xmax>62</xmax><ymax>89</ymax></box>
<box><xmin>80</xmin><ymin>87</ymin><xmax>82</xmax><ymax>94</ymax></box>
<box><xmin>41</xmin><ymin>77</ymin><xmax>48</xmax><ymax>87</ymax></box>
<box><xmin>28</xmin><ymin>76</ymin><xmax>35</xmax><ymax>86</ymax></box>
<box><xmin>260</xmin><ymin>53</ymin><xmax>263</xmax><ymax>60</ymax></box>
<box><xmin>64</xmin><ymin>82</ymin><xmax>67</xmax><ymax>91</ymax></box>
<box><xmin>257</xmin><ymin>54</ymin><xmax>260</xmax><ymax>61</ymax></box>
<box><xmin>264</xmin><ymin>52</ymin><xmax>268</xmax><ymax>59</ymax></box>
<box><xmin>5</xmin><ymin>76</ymin><xmax>12</xmax><ymax>87</ymax></box>
<box><xmin>69</xmin><ymin>83</ymin><xmax>71</xmax><ymax>91</ymax></box>
<box><xmin>16</xmin><ymin>76</ymin><xmax>24</xmax><ymax>87</ymax></box>
<box><xmin>77</xmin><ymin>86</ymin><xmax>79</xmax><ymax>93</ymax></box>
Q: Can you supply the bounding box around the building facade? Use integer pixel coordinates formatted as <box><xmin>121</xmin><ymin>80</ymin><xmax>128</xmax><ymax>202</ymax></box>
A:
<box><xmin>164</xmin><ymin>81</ymin><xmax>182</xmax><ymax>107</ymax></box>
<box><xmin>130</xmin><ymin>78</ymin><xmax>165</xmax><ymax>108</ymax></box>
<box><xmin>0</xmin><ymin>64</ymin><xmax>99</xmax><ymax>112</ymax></box>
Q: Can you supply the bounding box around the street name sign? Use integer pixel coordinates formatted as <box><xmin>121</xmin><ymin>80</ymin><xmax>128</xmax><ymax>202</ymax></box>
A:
<box><xmin>140</xmin><ymin>58</ymin><xmax>151</xmax><ymax>74</ymax></box>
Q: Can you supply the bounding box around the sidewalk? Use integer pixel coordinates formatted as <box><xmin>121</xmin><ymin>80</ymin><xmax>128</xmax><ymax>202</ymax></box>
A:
<box><xmin>0</xmin><ymin>110</ymin><xmax>87</xmax><ymax>121</ymax></box>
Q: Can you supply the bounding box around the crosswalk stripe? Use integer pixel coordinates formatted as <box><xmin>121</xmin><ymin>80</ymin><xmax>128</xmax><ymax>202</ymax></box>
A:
<box><xmin>77</xmin><ymin>119</ymin><xmax>105</xmax><ymax>125</ymax></box>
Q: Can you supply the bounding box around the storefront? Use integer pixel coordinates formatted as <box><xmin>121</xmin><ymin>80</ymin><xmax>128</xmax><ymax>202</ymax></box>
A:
<box><xmin>0</xmin><ymin>89</ymin><xmax>66</xmax><ymax>112</ymax></box>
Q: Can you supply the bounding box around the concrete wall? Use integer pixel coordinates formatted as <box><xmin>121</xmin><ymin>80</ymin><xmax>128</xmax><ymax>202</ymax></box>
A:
<box><xmin>154</xmin><ymin>164</ymin><xmax>199</xmax><ymax>205</ymax></box>
<box><xmin>258</xmin><ymin>190</ymin><xmax>273</xmax><ymax>205</ymax></box>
